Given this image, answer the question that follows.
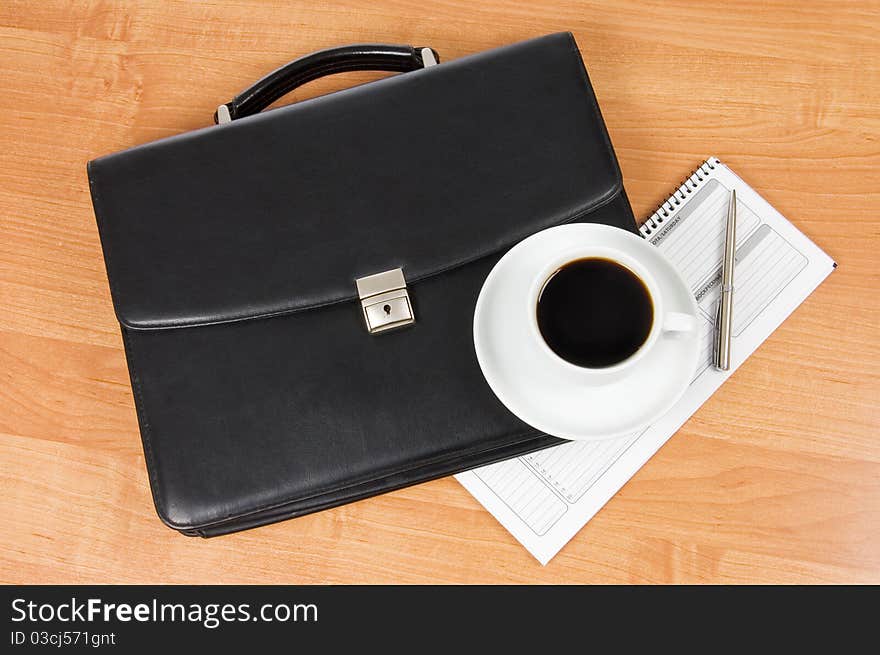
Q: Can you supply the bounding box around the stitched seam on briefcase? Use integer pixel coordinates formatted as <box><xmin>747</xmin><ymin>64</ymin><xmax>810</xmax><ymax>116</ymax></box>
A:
<box><xmin>196</xmin><ymin>433</ymin><xmax>563</xmax><ymax>536</ymax></box>
<box><xmin>93</xmin><ymin>170</ymin><xmax>181</xmax><ymax>526</ymax></box>
<box><xmin>87</xmin><ymin>165</ymin><xmax>126</xmax><ymax>332</ymax></box>
<box><xmin>192</xmin><ymin>427</ymin><xmax>553</xmax><ymax>531</ymax></box>
<box><xmin>120</xmin><ymin>327</ymin><xmax>171</xmax><ymax>526</ymax></box>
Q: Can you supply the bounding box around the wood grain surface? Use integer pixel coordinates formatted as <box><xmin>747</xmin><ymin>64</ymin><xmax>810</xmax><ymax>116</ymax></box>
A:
<box><xmin>1</xmin><ymin>0</ymin><xmax>878</xmax><ymax>584</ymax></box>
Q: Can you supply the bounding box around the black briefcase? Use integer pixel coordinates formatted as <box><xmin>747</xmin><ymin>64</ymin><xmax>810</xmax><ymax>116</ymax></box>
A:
<box><xmin>87</xmin><ymin>32</ymin><xmax>636</xmax><ymax>536</ymax></box>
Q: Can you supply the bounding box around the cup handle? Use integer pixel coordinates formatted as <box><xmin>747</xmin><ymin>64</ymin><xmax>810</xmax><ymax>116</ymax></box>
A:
<box><xmin>662</xmin><ymin>311</ymin><xmax>697</xmax><ymax>333</ymax></box>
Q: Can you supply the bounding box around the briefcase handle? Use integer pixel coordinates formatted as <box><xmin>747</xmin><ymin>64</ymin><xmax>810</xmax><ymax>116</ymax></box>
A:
<box><xmin>214</xmin><ymin>44</ymin><xmax>440</xmax><ymax>124</ymax></box>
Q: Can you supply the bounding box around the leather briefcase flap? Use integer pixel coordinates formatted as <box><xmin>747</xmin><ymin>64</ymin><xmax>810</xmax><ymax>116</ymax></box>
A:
<box><xmin>89</xmin><ymin>32</ymin><xmax>623</xmax><ymax>332</ymax></box>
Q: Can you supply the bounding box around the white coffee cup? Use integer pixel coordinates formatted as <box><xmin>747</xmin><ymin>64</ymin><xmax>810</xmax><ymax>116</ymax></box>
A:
<box><xmin>526</xmin><ymin>245</ymin><xmax>696</xmax><ymax>386</ymax></box>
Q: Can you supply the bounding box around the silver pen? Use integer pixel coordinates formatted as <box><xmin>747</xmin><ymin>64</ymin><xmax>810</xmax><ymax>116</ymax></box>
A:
<box><xmin>714</xmin><ymin>189</ymin><xmax>736</xmax><ymax>370</ymax></box>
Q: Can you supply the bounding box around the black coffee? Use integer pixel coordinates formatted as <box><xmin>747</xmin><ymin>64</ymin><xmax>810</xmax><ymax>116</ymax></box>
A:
<box><xmin>536</xmin><ymin>258</ymin><xmax>653</xmax><ymax>368</ymax></box>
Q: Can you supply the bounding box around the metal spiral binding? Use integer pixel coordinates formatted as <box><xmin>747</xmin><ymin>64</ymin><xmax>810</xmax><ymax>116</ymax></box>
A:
<box><xmin>640</xmin><ymin>157</ymin><xmax>721</xmax><ymax>238</ymax></box>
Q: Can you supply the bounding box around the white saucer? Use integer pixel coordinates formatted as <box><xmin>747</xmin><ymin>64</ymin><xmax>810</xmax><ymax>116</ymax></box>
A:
<box><xmin>473</xmin><ymin>223</ymin><xmax>700</xmax><ymax>440</ymax></box>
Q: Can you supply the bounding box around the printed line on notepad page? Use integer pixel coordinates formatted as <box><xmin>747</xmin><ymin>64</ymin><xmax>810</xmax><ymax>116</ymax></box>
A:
<box><xmin>474</xmin><ymin>431</ymin><xmax>649</xmax><ymax>534</ymax></box>
<box><xmin>649</xmin><ymin>179</ymin><xmax>760</xmax><ymax>290</ymax></box>
<box><xmin>695</xmin><ymin>224</ymin><xmax>807</xmax><ymax>336</ymax></box>
<box><xmin>472</xmin><ymin>458</ymin><xmax>568</xmax><ymax>536</ymax></box>
<box><xmin>523</xmin><ymin>432</ymin><xmax>643</xmax><ymax>503</ymax></box>
<box><xmin>472</xmin><ymin>429</ymin><xmax>651</xmax><ymax>535</ymax></box>
<box><xmin>647</xmin><ymin>168</ymin><xmax>809</xmax><ymax>338</ymax></box>
<box><xmin>644</xmin><ymin>161</ymin><xmax>808</xmax><ymax>341</ymax></box>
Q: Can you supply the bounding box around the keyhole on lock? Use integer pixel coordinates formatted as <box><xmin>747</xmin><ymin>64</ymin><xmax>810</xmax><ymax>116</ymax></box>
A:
<box><xmin>383</xmin><ymin>304</ymin><xmax>392</xmax><ymax>315</ymax></box>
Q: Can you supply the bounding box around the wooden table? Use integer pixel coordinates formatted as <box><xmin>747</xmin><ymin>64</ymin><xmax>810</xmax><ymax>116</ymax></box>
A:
<box><xmin>1</xmin><ymin>0</ymin><xmax>877</xmax><ymax>584</ymax></box>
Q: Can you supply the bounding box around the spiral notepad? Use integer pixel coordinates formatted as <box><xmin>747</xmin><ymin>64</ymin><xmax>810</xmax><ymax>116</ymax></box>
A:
<box><xmin>641</xmin><ymin>158</ymin><xmax>723</xmax><ymax>237</ymax></box>
<box><xmin>457</xmin><ymin>157</ymin><xmax>836</xmax><ymax>564</ymax></box>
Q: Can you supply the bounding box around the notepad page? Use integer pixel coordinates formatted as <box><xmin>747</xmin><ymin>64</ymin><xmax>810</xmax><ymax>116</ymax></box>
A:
<box><xmin>456</xmin><ymin>158</ymin><xmax>835</xmax><ymax>564</ymax></box>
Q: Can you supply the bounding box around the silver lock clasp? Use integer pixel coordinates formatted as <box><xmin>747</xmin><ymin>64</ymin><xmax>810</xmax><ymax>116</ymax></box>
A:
<box><xmin>355</xmin><ymin>268</ymin><xmax>415</xmax><ymax>334</ymax></box>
